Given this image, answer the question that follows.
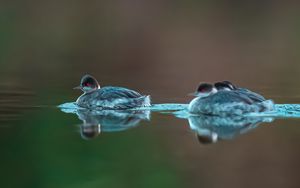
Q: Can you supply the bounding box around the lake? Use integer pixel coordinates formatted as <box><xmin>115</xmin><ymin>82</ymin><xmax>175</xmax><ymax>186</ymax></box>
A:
<box><xmin>1</xmin><ymin>1</ymin><xmax>300</xmax><ymax>187</ymax></box>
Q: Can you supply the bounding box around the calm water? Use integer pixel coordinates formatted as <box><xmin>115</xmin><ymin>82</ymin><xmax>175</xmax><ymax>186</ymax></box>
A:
<box><xmin>2</xmin><ymin>1</ymin><xmax>300</xmax><ymax>187</ymax></box>
<box><xmin>1</xmin><ymin>85</ymin><xmax>300</xmax><ymax>188</ymax></box>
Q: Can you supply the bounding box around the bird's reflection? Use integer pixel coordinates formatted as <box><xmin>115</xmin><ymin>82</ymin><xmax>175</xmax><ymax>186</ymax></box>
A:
<box><xmin>188</xmin><ymin>115</ymin><xmax>274</xmax><ymax>144</ymax></box>
<box><xmin>76</xmin><ymin>109</ymin><xmax>150</xmax><ymax>139</ymax></box>
<box><xmin>59</xmin><ymin>102</ymin><xmax>277</xmax><ymax>142</ymax></box>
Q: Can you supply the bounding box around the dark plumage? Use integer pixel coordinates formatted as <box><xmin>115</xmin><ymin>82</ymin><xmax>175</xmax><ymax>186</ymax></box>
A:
<box><xmin>197</xmin><ymin>83</ymin><xmax>214</xmax><ymax>93</ymax></box>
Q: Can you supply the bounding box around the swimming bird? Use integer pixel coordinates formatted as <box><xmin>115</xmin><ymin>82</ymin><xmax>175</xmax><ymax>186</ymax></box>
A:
<box><xmin>188</xmin><ymin>82</ymin><xmax>274</xmax><ymax>116</ymax></box>
<box><xmin>74</xmin><ymin>74</ymin><xmax>151</xmax><ymax>109</ymax></box>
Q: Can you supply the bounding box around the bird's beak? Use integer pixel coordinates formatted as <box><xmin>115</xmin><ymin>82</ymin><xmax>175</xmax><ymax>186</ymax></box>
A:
<box><xmin>73</xmin><ymin>86</ymin><xmax>82</xmax><ymax>90</ymax></box>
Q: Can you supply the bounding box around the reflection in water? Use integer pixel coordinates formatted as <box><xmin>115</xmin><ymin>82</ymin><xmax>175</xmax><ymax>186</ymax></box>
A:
<box><xmin>188</xmin><ymin>115</ymin><xmax>274</xmax><ymax>144</ymax></box>
<box><xmin>61</xmin><ymin>104</ymin><xmax>150</xmax><ymax>139</ymax></box>
<box><xmin>77</xmin><ymin>109</ymin><xmax>150</xmax><ymax>139</ymax></box>
<box><xmin>59</xmin><ymin>102</ymin><xmax>300</xmax><ymax>142</ymax></box>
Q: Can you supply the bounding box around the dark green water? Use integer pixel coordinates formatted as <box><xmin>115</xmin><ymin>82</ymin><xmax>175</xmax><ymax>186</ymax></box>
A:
<box><xmin>1</xmin><ymin>86</ymin><xmax>300</xmax><ymax>188</ymax></box>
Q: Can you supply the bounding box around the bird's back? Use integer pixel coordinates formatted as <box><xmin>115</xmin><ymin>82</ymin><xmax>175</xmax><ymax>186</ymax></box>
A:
<box><xmin>188</xmin><ymin>90</ymin><xmax>272</xmax><ymax>116</ymax></box>
<box><xmin>199</xmin><ymin>90</ymin><xmax>254</xmax><ymax>105</ymax></box>
<box><xmin>96</xmin><ymin>87</ymin><xmax>143</xmax><ymax>100</ymax></box>
<box><xmin>237</xmin><ymin>88</ymin><xmax>265</xmax><ymax>102</ymax></box>
<box><xmin>76</xmin><ymin>86</ymin><xmax>150</xmax><ymax>109</ymax></box>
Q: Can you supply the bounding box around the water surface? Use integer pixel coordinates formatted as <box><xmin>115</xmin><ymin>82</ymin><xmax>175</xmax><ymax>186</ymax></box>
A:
<box><xmin>1</xmin><ymin>88</ymin><xmax>300</xmax><ymax>188</ymax></box>
<box><xmin>2</xmin><ymin>1</ymin><xmax>300</xmax><ymax>187</ymax></box>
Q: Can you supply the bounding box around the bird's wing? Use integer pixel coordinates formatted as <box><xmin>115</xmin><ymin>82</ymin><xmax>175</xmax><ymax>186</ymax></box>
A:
<box><xmin>237</xmin><ymin>88</ymin><xmax>265</xmax><ymax>102</ymax></box>
<box><xmin>97</xmin><ymin>87</ymin><xmax>143</xmax><ymax>100</ymax></box>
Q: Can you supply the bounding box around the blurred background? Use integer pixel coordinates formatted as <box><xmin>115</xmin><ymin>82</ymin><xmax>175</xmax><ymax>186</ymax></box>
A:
<box><xmin>1</xmin><ymin>1</ymin><xmax>300</xmax><ymax>188</ymax></box>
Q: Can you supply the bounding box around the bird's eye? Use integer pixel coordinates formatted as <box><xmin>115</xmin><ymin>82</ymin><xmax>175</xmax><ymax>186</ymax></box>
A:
<box><xmin>198</xmin><ymin>86</ymin><xmax>209</xmax><ymax>92</ymax></box>
<box><xmin>84</xmin><ymin>83</ymin><xmax>91</xmax><ymax>87</ymax></box>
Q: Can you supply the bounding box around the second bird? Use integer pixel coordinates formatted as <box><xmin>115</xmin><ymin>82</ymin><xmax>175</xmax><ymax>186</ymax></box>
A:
<box><xmin>188</xmin><ymin>81</ymin><xmax>274</xmax><ymax>116</ymax></box>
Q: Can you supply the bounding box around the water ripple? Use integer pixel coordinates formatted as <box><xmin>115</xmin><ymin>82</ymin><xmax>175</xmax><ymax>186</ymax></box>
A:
<box><xmin>58</xmin><ymin>102</ymin><xmax>300</xmax><ymax>119</ymax></box>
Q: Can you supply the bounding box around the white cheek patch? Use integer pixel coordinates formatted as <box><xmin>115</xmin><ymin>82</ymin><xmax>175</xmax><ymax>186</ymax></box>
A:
<box><xmin>211</xmin><ymin>88</ymin><xmax>218</xmax><ymax>93</ymax></box>
<box><xmin>220</xmin><ymin>88</ymin><xmax>231</xmax><ymax>91</ymax></box>
<box><xmin>196</xmin><ymin>92</ymin><xmax>210</xmax><ymax>98</ymax></box>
